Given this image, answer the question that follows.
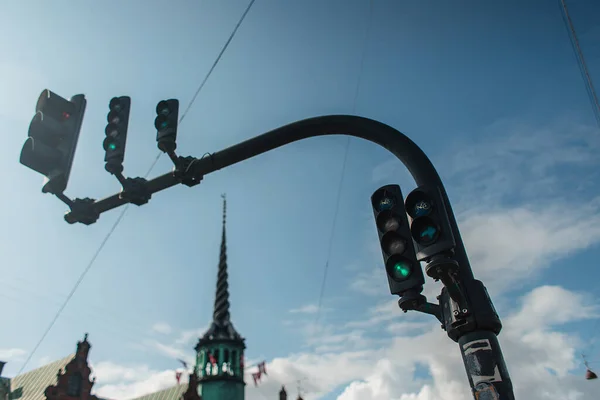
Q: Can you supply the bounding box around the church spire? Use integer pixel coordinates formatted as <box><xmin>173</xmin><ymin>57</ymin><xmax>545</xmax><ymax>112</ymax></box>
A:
<box><xmin>213</xmin><ymin>193</ymin><xmax>231</xmax><ymax>325</ymax></box>
<box><xmin>195</xmin><ymin>195</ymin><xmax>246</xmax><ymax>400</ymax></box>
<box><xmin>197</xmin><ymin>194</ymin><xmax>244</xmax><ymax>343</ymax></box>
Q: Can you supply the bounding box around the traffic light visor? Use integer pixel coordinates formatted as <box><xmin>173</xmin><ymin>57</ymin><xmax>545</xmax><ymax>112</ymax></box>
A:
<box><xmin>405</xmin><ymin>190</ymin><xmax>434</xmax><ymax>219</ymax></box>
<box><xmin>107</xmin><ymin>110</ymin><xmax>121</xmax><ymax>125</ymax></box>
<box><xmin>155</xmin><ymin>115</ymin><xmax>169</xmax><ymax>130</ymax></box>
<box><xmin>109</xmin><ymin>97</ymin><xmax>123</xmax><ymax>112</ymax></box>
<box><xmin>376</xmin><ymin>210</ymin><xmax>402</xmax><ymax>233</ymax></box>
<box><xmin>386</xmin><ymin>255</ymin><xmax>413</xmax><ymax>281</ymax></box>
<box><xmin>103</xmin><ymin>137</ymin><xmax>119</xmax><ymax>151</ymax></box>
<box><xmin>410</xmin><ymin>217</ymin><xmax>440</xmax><ymax>246</ymax></box>
<box><xmin>371</xmin><ymin>189</ymin><xmax>397</xmax><ymax>212</ymax></box>
<box><xmin>105</xmin><ymin>123</ymin><xmax>119</xmax><ymax>137</ymax></box>
<box><xmin>381</xmin><ymin>232</ymin><xmax>407</xmax><ymax>255</ymax></box>
<box><xmin>28</xmin><ymin>112</ymin><xmax>63</xmax><ymax>145</ymax></box>
<box><xmin>156</xmin><ymin>100</ymin><xmax>171</xmax><ymax>115</ymax></box>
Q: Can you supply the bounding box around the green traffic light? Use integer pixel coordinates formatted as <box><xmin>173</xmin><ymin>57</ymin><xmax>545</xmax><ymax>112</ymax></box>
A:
<box><xmin>394</xmin><ymin>262</ymin><xmax>411</xmax><ymax>278</ymax></box>
<box><xmin>108</xmin><ymin>142</ymin><xmax>117</xmax><ymax>151</ymax></box>
<box><xmin>387</xmin><ymin>258</ymin><xmax>413</xmax><ymax>281</ymax></box>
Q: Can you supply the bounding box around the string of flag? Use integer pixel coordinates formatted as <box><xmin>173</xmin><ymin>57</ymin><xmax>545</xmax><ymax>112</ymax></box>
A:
<box><xmin>173</xmin><ymin>356</ymin><xmax>268</xmax><ymax>386</ymax></box>
<box><xmin>250</xmin><ymin>361</ymin><xmax>267</xmax><ymax>387</ymax></box>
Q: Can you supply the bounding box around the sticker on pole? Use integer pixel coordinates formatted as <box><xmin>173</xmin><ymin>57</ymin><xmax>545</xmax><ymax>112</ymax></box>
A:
<box><xmin>474</xmin><ymin>382</ymin><xmax>500</xmax><ymax>400</ymax></box>
<box><xmin>462</xmin><ymin>339</ymin><xmax>502</xmax><ymax>386</ymax></box>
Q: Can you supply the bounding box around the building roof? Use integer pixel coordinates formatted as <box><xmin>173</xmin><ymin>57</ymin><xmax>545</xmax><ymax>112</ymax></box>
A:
<box><xmin>10</xmin><ymin>354</ymin><xmax>74</xmax><ymax>400</ymax></box>
<box><xmin>129</xmin><ymin>383</ymin><xmax>188</xmax><ymax>400</ymax></box>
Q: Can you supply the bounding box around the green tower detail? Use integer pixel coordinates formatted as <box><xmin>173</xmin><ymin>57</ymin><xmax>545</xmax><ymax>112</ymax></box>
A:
<box><xmin>195</xmin><ymin>194</ymin><xmax>246</xmax><ymax>400</ymax></box>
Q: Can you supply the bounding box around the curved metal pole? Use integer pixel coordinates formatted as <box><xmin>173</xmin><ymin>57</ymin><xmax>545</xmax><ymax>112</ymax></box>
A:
<box><xmin>89</xmin><ymin>115</ymin><xmax>473</xmax><ymax>280</ymax></box>
<box><xmin>197</xmin><ymin>115</ymin><xmax>474</xmax><ymax>283</ymax></box>
<box><xmin>70</xmin><ymin>114</ymin><xmax>513</xmax><ymax>399</ymax></box>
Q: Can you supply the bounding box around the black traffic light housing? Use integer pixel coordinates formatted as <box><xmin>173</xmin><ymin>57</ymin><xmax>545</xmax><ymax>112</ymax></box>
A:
<box><xmin>19</xmin><ymin>89</ymin><xmax>86</xmax><ymax>194</ymax></box>
<box><xmin>371</xmin><ymin>184</ymin><xmax>425</xmax><ymax>296</ymax></box>
<box><xmin>405</xmin><ymin>185</ymin><xmax>456</xmax><ymax>262</ymax></box>
<box><xmin>155</xmin><ymin>99</ymin><xmax>179</xmax><ymax>153</ymax></box>
<box><xmin>103</xmin><ymin>96</ymin><xmax>131</xmax><ymax>175</ymax></box>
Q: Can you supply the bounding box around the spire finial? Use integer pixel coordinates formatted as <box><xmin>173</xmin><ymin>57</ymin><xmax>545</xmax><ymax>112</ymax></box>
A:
<box><xmin>222</xmin><ymin>193</ymin><xmax>227</xmax><ymax>225</ymax></box>
<box><xmin>213</xmin><ymin>194</ymin><xmax>231</xmax><ymax>325</ymax></box>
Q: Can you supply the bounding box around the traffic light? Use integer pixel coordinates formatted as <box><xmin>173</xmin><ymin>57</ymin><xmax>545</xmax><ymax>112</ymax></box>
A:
<box><xmin>103</xmin><ymin>96</ymin><xmax>131</xmax><ymax>174</ymax></box>
<box><xmin>405</xmin><ymin>185</ymin><xmax>456</xmax><ymax>262</ymax></box>
<box><xmin>155</xmin><ymin>99</ymin><xmax>179</xmax><ymax>153</ymax></box>
<box><xmin>20</xmin><ymin>89</ymin><xmax>86</xmax><ymax>194</ymax></box>
<box><xmin>371</xmin><ymin>184</ymin><xmax>425</xmax><ymax>296</ymax></box>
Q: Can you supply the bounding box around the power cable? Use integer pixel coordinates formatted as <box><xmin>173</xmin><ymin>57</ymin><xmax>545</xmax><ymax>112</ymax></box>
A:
<box><xmin>312</xmin><ymin>0</ymin><xmax>374</xmax><ymax>333</ymax></box>
<box><xmin>16</xmin><ymin>0</ymin><xmax>257</xmax><ymax>376</ymax></box>
<box><xmin>559</xmin><ymin>0</ymin><xmax>600</xmax><ymax>130</ymax></box>
<box><xmin>558</xmin><ymin>0</ymin><xmax>600</xmax><ymax>369</ymax></box>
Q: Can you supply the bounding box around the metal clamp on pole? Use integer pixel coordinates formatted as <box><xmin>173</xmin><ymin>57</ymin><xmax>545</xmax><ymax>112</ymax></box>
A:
<box><xmin>63</xmin><ymin>197</ymin><xmax>99</xmax><ymax>225</ymax></box>
<box><xmin>426</xmin><ymin>254</ymin><xmax>469</xmax><ymax>315</ymax></box>
<box><xmin>167</xmin><ymin>153</ymin><xmax>204</xmax><ymax>187</ymax></box>
<box><xmin>118</xmin><ymin>175</ymin><xmax>151</xmax><ymax>206</ymax></box>
<box><xmin>439</xmin><ymin>280</ymin><xmax>502</xmax><ymax>342</ymax></box>
<box><xmin>398</xmin><ymin>289</ymin><xmax>442</xmax><ymax>323</ymax></box>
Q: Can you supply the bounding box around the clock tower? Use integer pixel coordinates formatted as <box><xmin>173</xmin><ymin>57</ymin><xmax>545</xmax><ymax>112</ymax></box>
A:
<box><xmin>194</xmin><ymin>195</ymin><xmax>246</xmax><ymax>400</ymax></box>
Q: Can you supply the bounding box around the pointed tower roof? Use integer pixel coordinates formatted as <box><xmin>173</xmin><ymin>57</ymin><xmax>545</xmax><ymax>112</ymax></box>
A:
<box><xmin>197</xmin><ymin>194</ymin><xmax>244</xmax><ymax>346</ymax></box>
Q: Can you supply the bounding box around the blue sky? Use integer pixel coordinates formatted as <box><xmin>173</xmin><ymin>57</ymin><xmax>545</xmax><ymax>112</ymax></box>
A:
<box><xmin>1</xmin><ymin>1</ymin><xmax>600</xmax><ymax>399</ymax></box>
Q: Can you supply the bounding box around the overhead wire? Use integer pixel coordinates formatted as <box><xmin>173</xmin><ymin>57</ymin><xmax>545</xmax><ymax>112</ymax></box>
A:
<box><xmin>559</xmin><ymin>0</ymin><xmax>600</xmax><ymax>130</ymax></box>
<box><xmin>16</xmin><ymin>0</ymin><xmax>257</xmax><ymax>376</ymax></box>
<box><xmin>312</xmin><ymin>0</ymin><xmax>374</xmax><ymax>337</ymax></box>
<box><xmin>558</xmin><ymin>0</ymin><xmax>600</xmax><ymax>369</ymax></box>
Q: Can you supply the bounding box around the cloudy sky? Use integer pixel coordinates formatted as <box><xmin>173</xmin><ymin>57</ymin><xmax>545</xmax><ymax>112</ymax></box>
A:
<box><xmin>1</xmin><ymin>1</ymin><xmax>600</xmax><ymax>399</ymax></box>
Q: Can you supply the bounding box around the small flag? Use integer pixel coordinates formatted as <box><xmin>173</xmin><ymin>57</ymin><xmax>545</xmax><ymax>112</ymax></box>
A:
<box><xmin>177</xmin><ymin>359</ymin><xmax>188</xmax><ymax>369</ymax></box>
<box><xmin>258</xmin><ymin>361</ymin><xmax>267</xmax><ymax>376</ymax></box>
<box><xmin>251</xmin><ymin>371</ymin><xmax>262</xmax><ymax>386</ymax></box>
<box><xmin>175</xmin><ymin>371</ymin><xmax>182</xmax><ymax>384</ymax></box>
<box><xmin>208</xmin><ymin>352</ymin><xmax>217</xmax><ymax>365</ymax></box>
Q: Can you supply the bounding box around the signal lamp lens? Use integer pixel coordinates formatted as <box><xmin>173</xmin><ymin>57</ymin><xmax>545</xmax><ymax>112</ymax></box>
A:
<box><xmin>412</xmin><ymin>200</ymin><xmax>432</xmax><ymax>217</ymax></box>
<box><xmin>411</xmin><ymin>217</ymin><xmax>440</xmax><ymax>246</ymax></box>
<box><xmin>382</xmin><ymin>233</ymin><xmax>406</xmax><ymax>255</ymax></box>
<box><xmin>105</xmin><ymin>123</ymin><xmax>119</xmax><ymax>137</ymax></box>
<box><xmin>406</xmin><ymin>191</ymin><xmax>434</xmax><ymax>219</ymax></box>
<box><xmin>156</xmin><ymin>101</ymin><xmax>170</xmax><ymax>116</ymax></box>
<box><xmin>386</xmin><ymin>257</ymin><xmax>413</xmax><ymax>281</ymax></box>
<box><xmin>109</xmin><ymin>97</ymin><xmax>123</xmax><ymax>111</ymax></box>
<box><xmin>103</xmin><ymin>137</ymin><xmax>119</xmax><ymax>151</ymax></box>
<box><xmin>376</xmin><ymin>196</ymin><xmax>395</xmax><ymax>212</ymax></box>
<box><xmin>155</xmin><ymin>115</ymin><xmax>169</xmax><ymax>130</ymax></box>
<box><xmin>376</xmin><ymin>210</ymin><xmax>402</xmax><ymax>233</ymax></box>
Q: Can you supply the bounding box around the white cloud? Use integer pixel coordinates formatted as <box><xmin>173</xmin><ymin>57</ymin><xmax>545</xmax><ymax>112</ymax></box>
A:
<box><xmin>89</xmin><ymin>284</ymin><xmax>599</xmax><ymax>400</ymax></box>
<box><xmin>459</xmin><ymin>198</ymin><xmax>600</xmax><ymax>295</ymax></box>
<box><xmin>94</xmin><ymin>367</ymin><xmax>179</xmax><ymax>400</ymax></box>
<box><xmin>151</xmin><ymin>322</ymin><xmax>172</xmax><ymax>335</ymax></box>
<box><xmin>289</xmin><ymin>304</ymin><xmax>321</xmax><ymax>314</ymax></box>
<box><xmin>93</xmin><ymin>362</ymin><xmax>155</xmax><ymax>384</ymax></box>
<box><xmin>0</xmin><ymin>348</ymin><xmax>26</xmax><ymax>361</ymax></box>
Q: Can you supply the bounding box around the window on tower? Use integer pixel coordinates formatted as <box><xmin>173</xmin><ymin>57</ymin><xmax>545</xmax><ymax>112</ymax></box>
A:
<box><xmin>232</xmin><ymin>350</ymin><xmax>238</xmax><ymax>375</ymax></box>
